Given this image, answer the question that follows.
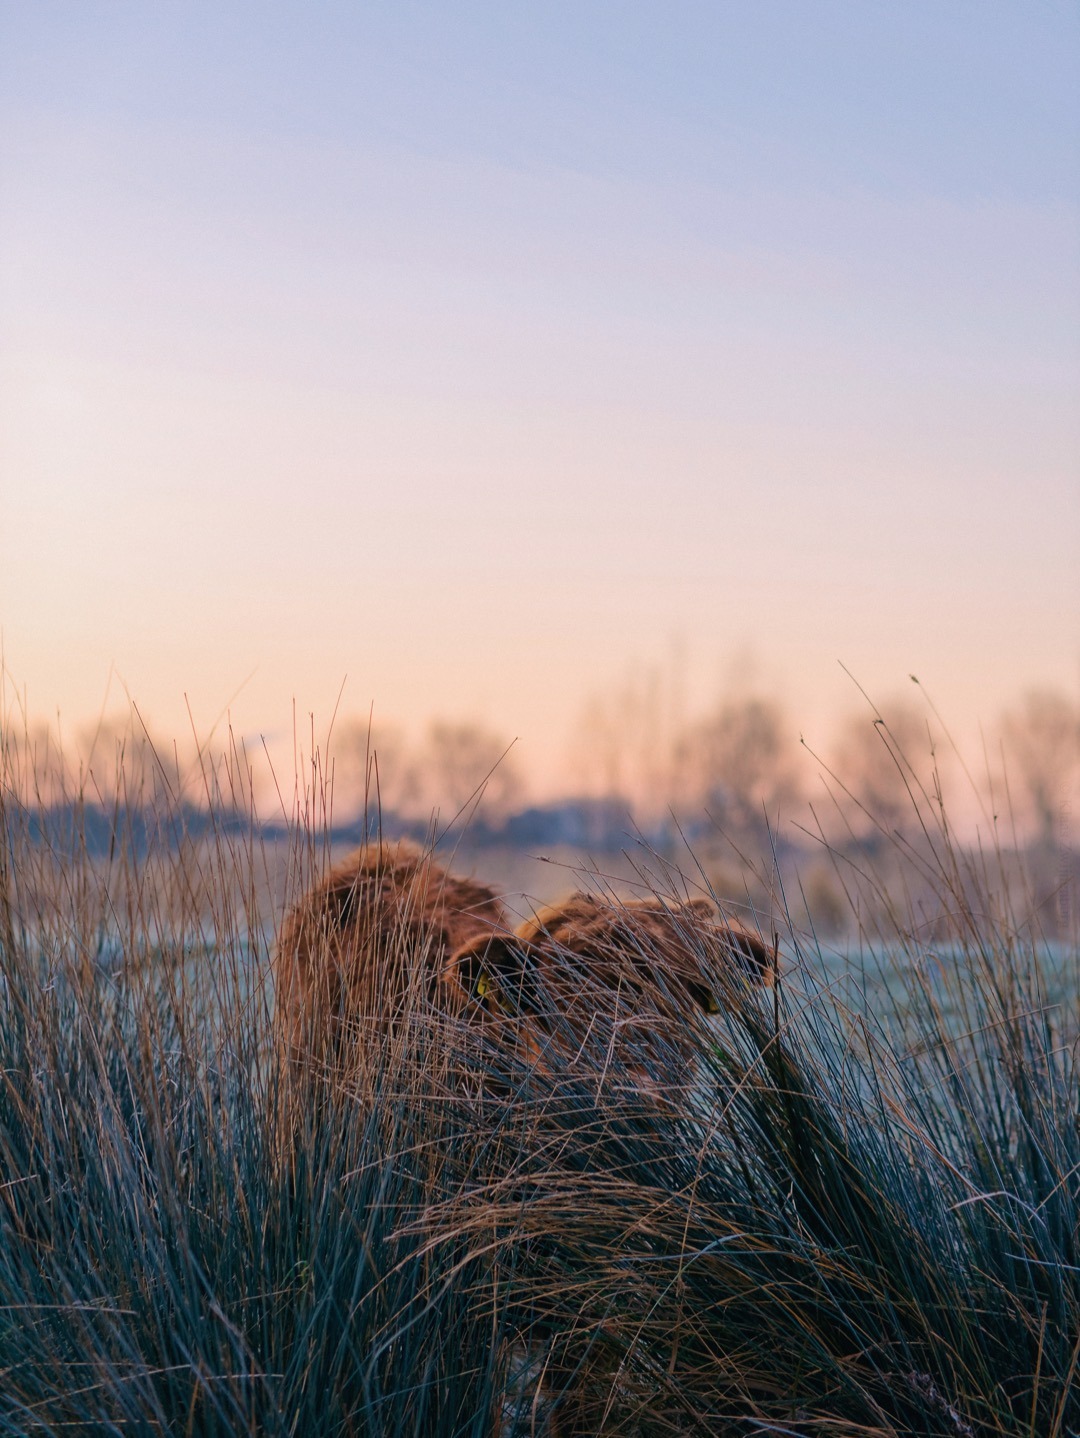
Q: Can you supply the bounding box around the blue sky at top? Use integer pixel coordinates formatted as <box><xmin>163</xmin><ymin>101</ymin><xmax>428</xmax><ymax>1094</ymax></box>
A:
<box><xmin>3</xmin><ymin>2</ymin><xmax>1075</xmax><ymax>199</ymax></box>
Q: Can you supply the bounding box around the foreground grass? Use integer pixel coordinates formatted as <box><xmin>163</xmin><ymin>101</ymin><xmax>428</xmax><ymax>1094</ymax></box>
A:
<box><xmin>0</xmin><ymin>745</ymin><xmax>1076</xmax><ymax>1434</ymax></box>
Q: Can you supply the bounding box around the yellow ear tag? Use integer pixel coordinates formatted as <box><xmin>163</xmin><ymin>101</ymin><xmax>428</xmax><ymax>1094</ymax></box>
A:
<box><xmin>475</xmin><ymin>973</ymin><xmax>489</xmax><ymax>998</ymax></box>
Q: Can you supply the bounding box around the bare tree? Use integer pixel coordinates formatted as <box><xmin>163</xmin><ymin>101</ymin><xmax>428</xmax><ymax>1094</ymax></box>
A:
<box><xmin>325</xmin><ymin>717</ymin><xmax>416</xmax><ymax>823</ymax></box>
<box><xmin>77</xmin><ymin>712</ymin><xmax>174</xmax><ymax>809</ymax></box>
<box><xmin>1</xmin><ymin>718</ymin><xmax>72</xmax><ymax>809</ymax></box>
<box><xmin>827</xmin><ymin>698</ymin><xmax>939</xmax><ymax>843</ymax></box>
<box><xmin>569</xmin><ymin>669</ymin><xmax>675</xmax><ymax>813</ymax></box>
<box><xmin>411</xmin><ymin>721</ymin><xmax>523</xmax><ymax>823</ymax></box>
<box><xmin>999</xmin><ymin>688</ymin><xmax>1080</xmax><ymax>849</ymax></box>
<box><xmin>676</xmin><ymin>694</ymin><xmax>802</xmax><ymax>846</ymax></box>
<box><xmin>190</xmin><ymin>724</ymin><xmax>262</xmax><ymax>817</ymax></box>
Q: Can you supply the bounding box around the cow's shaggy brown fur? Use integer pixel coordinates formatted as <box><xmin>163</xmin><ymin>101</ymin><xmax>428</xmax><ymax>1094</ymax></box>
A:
<box><xmin>444</xmin><ymin>890</ymin><xmax>774</xmax><ymax>1087</ymax></box>
<box><xmin>275</xmin><ymin>839</ymin><xmax>506</xmax><ymax>1066</ymax></box>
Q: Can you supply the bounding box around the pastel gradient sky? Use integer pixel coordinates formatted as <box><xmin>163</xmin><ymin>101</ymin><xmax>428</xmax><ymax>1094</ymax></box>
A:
<box><xmin>2</xmin><ymin>2</ymin><xmax>1078</xmax><ymax>788</ymax></box>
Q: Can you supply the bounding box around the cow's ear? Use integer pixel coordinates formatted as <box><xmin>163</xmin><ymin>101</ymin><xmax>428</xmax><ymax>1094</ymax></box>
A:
<box><xmin>685</xmin><ymin>896</ymin><xmax>718</xmax><ymax>920</ymax></box>
<box><xmin>722</xmin><ymin>925</ymin><xmax>776</xmax><ymax>984</ymax></box>
<box><xmin>445</xmin><ymin>932</ymin><xmax>525</xmax><ymax>1006</ymax></box>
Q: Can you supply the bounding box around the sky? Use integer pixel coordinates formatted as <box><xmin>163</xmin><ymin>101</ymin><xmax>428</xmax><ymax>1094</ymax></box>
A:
<box><xmin>1</xmin><ymin>1</ymin><xmax>1078</xmax><ymax>795</ymax></box>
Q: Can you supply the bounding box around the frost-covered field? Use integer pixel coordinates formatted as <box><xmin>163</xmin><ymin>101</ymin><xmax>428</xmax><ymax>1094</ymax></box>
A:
<box><xmin>0</xmin><ymin>775</ymin><xmax>1077</xmax><ymax>1434</ymax></box>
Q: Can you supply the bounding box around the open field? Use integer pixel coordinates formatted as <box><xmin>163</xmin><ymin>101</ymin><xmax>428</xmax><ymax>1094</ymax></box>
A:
<box><xmin>0</xmin><ymin>750</ymin><xmax>1077</xmax><ymax>1436</ymax></box>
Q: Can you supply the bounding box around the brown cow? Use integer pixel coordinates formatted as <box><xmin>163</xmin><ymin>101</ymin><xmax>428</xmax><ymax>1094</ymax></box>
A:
<box><xmin>279</xmin><ymin>860</ymin><xmax>772</xmax><ymax>1433</ymax></box>
<box><xmin>275</xmin><ymin>839</ymin><xmax>507</xmax><ymax>1067</ymax></box>
<box><xmin>444</xmin><ymin>889</ymin><xmax>775</xmax><ymax>1090</ymax></box>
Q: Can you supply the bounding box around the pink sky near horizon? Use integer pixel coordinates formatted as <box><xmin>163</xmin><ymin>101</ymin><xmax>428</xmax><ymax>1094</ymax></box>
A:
<box><xmin>1</xmin><ymin>4</ymin><xmax>1078</xmax><ymax>801</ymax></box>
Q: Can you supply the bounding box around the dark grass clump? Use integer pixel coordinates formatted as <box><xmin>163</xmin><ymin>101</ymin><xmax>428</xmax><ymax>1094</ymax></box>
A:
<box><xmin>434</xmin><ymin>929</ymin><xmax>1079</xmax><ymax>1435</ymax></box>
<box><xmin>0</xmin><ymin>957</ymin><xmax>508</xmax><ymax>1435</ymax></box>
<box><xmin>425</xmin><ymin>723</ymin><xmax>1080</xmax><ymax>1435</ymax></box>
<box><xmin>0</xmin><ymin>730</ymin><xmax>511</xmax><ymax>1436</ymax></box>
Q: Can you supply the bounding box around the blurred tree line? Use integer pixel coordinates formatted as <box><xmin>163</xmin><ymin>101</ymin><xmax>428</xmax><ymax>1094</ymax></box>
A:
<box><xmin>3</xmin><ymin>681</ymin><xmax>1077</xmax><ymax>889</ymax></box>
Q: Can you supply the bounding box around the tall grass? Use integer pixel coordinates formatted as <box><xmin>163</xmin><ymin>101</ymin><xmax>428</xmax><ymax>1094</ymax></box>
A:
<box><xmin>0</xmin><ymin>724</ymin><xmax>508</xmax><ymax>1435</ymax></box>
<box><xmin>0</xmin><ymin>712</ymin><xmax>1076</xmax><ymax>1435</ymax></box>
